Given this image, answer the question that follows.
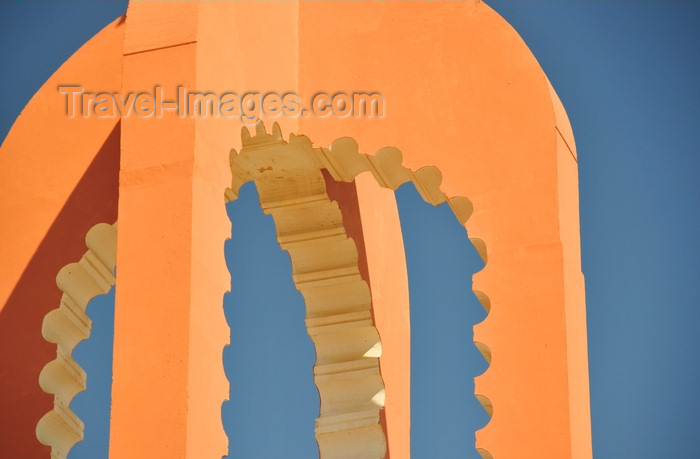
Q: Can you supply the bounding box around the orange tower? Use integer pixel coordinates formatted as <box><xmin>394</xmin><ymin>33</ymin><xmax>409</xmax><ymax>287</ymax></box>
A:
<box><xmin>0</xmin><ymin>2</ymin><xmax>591</xmax><ymax>458</ymax></box>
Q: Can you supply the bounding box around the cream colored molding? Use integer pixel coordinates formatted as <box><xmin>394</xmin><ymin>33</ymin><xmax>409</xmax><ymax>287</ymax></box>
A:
<box><xmin>36</xmin><ymin>223</ymin><xmax>117</xmax><ymax>459</ymax></box>
<box><xmin>228</xmin><ymin>122</ymin><xmax>493</xmax><ymax>459</ymax></box>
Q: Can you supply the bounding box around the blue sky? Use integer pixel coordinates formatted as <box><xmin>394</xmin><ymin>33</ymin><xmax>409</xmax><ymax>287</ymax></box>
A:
<box><xmin>2</xmin><ymin>1</ymin><xmax>699</xmax><ymax>458</ymax></box>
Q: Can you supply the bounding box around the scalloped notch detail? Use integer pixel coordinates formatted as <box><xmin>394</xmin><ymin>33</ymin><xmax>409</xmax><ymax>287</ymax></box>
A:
<box><xmin>36</xmin><ymin>223</ymin><xmax>117</xmax><ymax>459</ymax></box>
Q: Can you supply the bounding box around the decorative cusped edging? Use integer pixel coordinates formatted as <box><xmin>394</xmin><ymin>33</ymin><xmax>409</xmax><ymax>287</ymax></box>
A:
<box><xmin>228</xmin><ymin>122</ymin><xmax>493</xmax><ymax>458</ymax></box>
<box><xmin>229</xmin><ymin>124</ymin><xmax>387</xmax><ymax>458</ymax></box>
<box><xmin>36</xmin><ymin>223</ymin><xmax>117</xmax><ymax>459</ymax></box>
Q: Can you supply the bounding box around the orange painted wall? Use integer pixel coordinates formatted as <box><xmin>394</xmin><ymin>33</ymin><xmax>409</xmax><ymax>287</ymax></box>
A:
<box><xmin>112</xmin><ymin>2</ymin><xmax>222</xmax><ymax>457</ymax></box>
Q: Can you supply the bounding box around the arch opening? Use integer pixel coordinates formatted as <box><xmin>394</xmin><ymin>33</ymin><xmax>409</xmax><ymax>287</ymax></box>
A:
<box><xmin>68</xmin><ymin>287</ymin><xmax>115</xmax><ymax>459</ymax></box>
<box><xmin>394</xmin><ymin>182</ymin><xmax>490</xmax><ymax>458</ymax></box>
<box><xmin>226</xmin><ymin>122</ymin><xmax>493</xmax><ymax>459</ymax></box>
<box><xmin>222</xmin><ymin>181</ymin><xmax>320</xmax><ymax>458</ymax></box>
<box><xmin>36</xmin><ymin>222</ymin><xmax>117</xmax><ymax>459</ymax></box>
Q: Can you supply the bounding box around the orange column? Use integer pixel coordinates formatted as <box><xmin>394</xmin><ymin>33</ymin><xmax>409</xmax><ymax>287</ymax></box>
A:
<box><xmin>324</xmin><ymin>172</ymin><xmax>411</xmax><ymax>459</ymax></box>
<box><xmin>110</xmin><ymin>2</ymin><xmax>228</xmax><ymax>457</ymax></box>
<box><xmin>110</xmin><ymin>2</ymin><xmax>300</xmax><ymax>458</ymax></box>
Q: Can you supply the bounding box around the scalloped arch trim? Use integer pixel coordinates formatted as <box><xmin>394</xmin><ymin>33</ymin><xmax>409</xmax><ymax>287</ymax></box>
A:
<box><xmin>228</xmin><ymin>122</ymin><xmax>493</xmax><ymax>458</ymax></box>
<box><xmin>36</xmin><ymin>223</ymin><xmax>117</xmax><ymax>459</ymax></box>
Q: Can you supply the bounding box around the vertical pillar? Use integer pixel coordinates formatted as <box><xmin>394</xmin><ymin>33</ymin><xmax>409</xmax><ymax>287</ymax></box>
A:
<box><xmin>111</xmin><ymin>2</ymin><xmax>299</xmax><ymax>458</ymax></box>
<box><xmin>324</xmin><ymin>172</ymin><xmax>411</xmax><ymax>459</ymax></box>
<box><xmin>110</xmin><ymin>2</ymin><xmax>229</xmax><ymax>458</ymax></box>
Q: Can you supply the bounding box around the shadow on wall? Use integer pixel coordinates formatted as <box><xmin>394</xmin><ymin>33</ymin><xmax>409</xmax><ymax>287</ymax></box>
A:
<box><xmin>0</xmin><ymin>122</ymin><xmax>120</xmax><ymax>459</ymax></box>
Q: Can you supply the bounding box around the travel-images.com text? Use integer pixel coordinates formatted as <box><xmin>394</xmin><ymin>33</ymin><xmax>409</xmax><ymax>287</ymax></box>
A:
<box><xmin>58</xmin><ymin>86</ymin><xmax>385</xmax><ymax>124</ymax></box>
